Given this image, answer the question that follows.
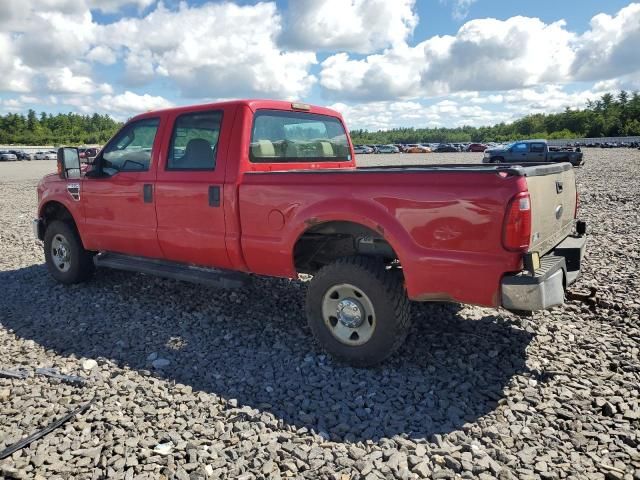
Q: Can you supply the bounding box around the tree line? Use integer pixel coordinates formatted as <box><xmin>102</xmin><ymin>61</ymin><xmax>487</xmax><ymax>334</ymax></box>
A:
<box><xmin>0</xmin><ymin>110</ymin><xmax>122</xmax><ymax>145</ymax></box>
<box><xmin>0</xmin><ymin>90</ymin><xmax>639</xmax><ymax>146</ymax></box>
<box><xmin>350</xmin><ymin>91</ymin><xmax>640</xmax><ymax>144</ymax></box>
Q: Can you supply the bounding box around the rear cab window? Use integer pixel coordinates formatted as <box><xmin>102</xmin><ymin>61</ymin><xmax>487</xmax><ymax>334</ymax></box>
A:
<box><xmin>250</xmin><ymin>110</ymin><xmax>351</xmax><ymax>163</ymax></box>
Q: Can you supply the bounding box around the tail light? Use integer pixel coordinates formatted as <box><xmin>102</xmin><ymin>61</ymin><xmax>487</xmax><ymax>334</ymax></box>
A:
<box><xmin>503</xmin><ymin>192</ymin><xmax>531</xmax><ymax>251</ymax></box>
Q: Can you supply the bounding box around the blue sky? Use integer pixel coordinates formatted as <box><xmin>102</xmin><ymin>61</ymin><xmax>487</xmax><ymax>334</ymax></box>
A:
<box><xmin>1</xmin><ymin>0</ymin><xmax>639</xmax><ymax>130</ymax></box>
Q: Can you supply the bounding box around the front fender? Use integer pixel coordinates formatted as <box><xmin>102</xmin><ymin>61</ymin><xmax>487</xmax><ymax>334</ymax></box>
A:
<box><xmin>38</xmin><ymin>178</ymin><xmax>84</xmax><ymax>235</ymax></box>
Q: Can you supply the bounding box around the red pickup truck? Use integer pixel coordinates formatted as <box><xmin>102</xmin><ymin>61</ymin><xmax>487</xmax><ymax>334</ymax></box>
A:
<box><xmin>34</xmin><ymin>100</ymin><xmax>587</xmax><ymax>366</ymax></box>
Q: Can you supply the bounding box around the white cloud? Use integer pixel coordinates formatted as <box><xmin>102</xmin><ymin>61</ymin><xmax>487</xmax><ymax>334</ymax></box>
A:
<box><xmin>96</xmin><ymin>91</ymin><xmax>173</xmax><ymax>116</ymax></box>
<box><xmin>86</xmin><ymin>46</ymin><xmax>117</xmax><ymax>65</ymax></box>
<box><xmin>0</xmin><ymin>33</ymin><xmax>34</xmax><ymax>93</ymax></box>
<box><xmin>46</xmin><ymin>68</ymin><xmax>113</xmax><ymax>95</ymax></box>
<box><xmin>441</xmin><ymin>0</ymin><xmax>477</xmax><ymax>21</ymax></box>
<box><xmin>282</xmin><ymin>0</ymin><xmax>418</xmax><ymax>54</ymax></box>
<box><xmin>101</xmin><ymin>1</ymin><xmax>317</xmax><ymax>98</ymax></box>
<box><xmin>331</xmin><ymin>99</ymin><xmax>512</xmax><ymax>130</ymax></box>
<box><xmin>87</xmin><ymin>0</ymin><xmax>155</xmax><ymax>13</ymax></box>
<box><xmin>320</xmin><ymin>15</ymin><xmax>576</xmax><ymax>101</ymax></box>
<box><xmin>571</xmin><ymin>3</ymin><xmax>640</xmax><ymax>81</ymax></box>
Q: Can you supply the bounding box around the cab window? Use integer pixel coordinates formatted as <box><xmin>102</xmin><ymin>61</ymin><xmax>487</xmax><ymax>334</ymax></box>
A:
<box><xmin>167</xmin><ymin>111</ymin><xmax>222</xmax><ymax>170</ymax></box>
<box><xmin>530</xmin><ymin>143</ymin><xmax>545</xmax><ymax>153</ymax></box>
<box><xmin>250</xmin><ymin>110</ymin><xmax>351</xmax><ymax>163</ymax></box>
<box><xmin>512</xmin><ymin>143</ymin><xmax>528</xmax><ymax>152</ymax></box>
<box><xmin>102</xmin><ymin>118</ymin><xmax>159</xmax><ymax>174</ymax></box>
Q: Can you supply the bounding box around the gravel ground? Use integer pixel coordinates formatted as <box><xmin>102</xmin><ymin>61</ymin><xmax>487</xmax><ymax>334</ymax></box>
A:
<box><xmin>1</xmin><ymin>150</ymin><xmax>639</xmax><ymax>480</ymax></box>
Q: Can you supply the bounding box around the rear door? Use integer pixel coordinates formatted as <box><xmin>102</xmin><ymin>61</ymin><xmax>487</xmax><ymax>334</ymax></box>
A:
<box><xmin>528</xmin><ymin>142</ymin><xmax>547</xmax><ymax>162</ymax></box>
<box><xmin>154</xmin><ymin>106</ymin><xmax>235</xmax><ymax>269</ymax></box>
<box><xmin>525</xmin><ymin>164</ymin><xmax>577</xmax><ymax>255</ymax></box>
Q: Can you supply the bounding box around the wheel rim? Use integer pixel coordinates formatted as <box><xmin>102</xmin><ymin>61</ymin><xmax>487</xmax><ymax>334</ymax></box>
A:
<box><xmin>51</xmin><ymin>234</ymin><xmax>71</xmax><ymax>272</ymax></box>
<box><xmin>321</xmin><ymin>283</ymin><xmax>376</xmax><ymax>346</ymax></box>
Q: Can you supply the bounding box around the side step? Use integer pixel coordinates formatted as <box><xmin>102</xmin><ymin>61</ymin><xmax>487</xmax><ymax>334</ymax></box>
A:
<box><xmin>94</xmin><ymin>253</ymin><xmax>249</xmax><ymax>289</ymax></box>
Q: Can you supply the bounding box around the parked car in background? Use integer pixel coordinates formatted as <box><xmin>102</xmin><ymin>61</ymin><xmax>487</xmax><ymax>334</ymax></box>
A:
<box><xmin>404</xmin><ymin>144</ymin><xmax>431</xmax><ymax>153</ymax></box>
<box><xmin>353</xmin><ymin>145</ymin><xmax>371</xmax><ymax>154</ymax></box>
<box><xmin>467</xmin><ymin>143</ymin><xmax>488</xmax><ymax>152</ymax></box>
<box><xmin>0</xmin><ymin>151</ymin><xmax>18</xmax><ymax>161</ymax></box>
<box><xmin>34</xmin><ymin>151</ymin><xmax>58</xmax><ymax>160</ymax></box>
<box><xmin>483</xmin><ymin>140</ymin><xmax>584</xmax><ymax>166</ymax></box>
<box><xmin>434</xmin><ymin>144</ymin><xmax>458</xmax><ymax>153</ymax></box>
<box><xmin>376</xmin><ymin>144</ymin><xmax>400</xmax><ymax>154</ymax></box>
<box><xmin>8</xmin><ymin>150</ymin><xmax>28</xmax><ymax>160</ymax></box>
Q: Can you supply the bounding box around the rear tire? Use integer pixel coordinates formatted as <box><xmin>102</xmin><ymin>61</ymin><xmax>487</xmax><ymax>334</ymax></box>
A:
<box><xmin>306</xmin><ymin>256</ymin><xmax>411</xmax><ymax>367</ymax></box>
<box><xmin>44</xmin><ymin>220</ymin><xmax>94</xmax><ymax>284</ymax></box>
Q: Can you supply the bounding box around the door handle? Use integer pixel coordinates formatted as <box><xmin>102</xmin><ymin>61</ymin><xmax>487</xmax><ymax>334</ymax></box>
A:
<box><xmin>209</xmin><ymin>185</ymin><xmax>221</xmax><ymax>207</ymax></box>
<box><xmin>143</xmin><ymin>184</ymin><xmax>153</xmax><ymax>203</ymax></box>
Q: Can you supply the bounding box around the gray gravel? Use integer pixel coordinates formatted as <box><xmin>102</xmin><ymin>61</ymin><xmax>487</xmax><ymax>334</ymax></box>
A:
<box><xmin>1</xmin><ymin>150</ymin><xmax>639</xmax><ymax>479</ymax></box>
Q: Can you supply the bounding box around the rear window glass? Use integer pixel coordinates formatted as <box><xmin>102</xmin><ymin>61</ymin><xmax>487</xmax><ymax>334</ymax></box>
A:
<box><xmin>250</xmin><ymin>110</ymin><xmax>351</xmax><ymax>163</ymax></box>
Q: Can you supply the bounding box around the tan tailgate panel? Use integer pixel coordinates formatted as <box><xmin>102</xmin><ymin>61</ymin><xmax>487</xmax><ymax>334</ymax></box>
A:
<box><xmin>526</xmin><ymin>167</ymin><xmax>577</xmax><ymax>255</ymax></box>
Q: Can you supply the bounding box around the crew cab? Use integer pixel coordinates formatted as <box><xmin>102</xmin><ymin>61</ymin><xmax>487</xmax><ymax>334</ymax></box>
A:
<box><xmin>483</xmin><ymin>139</ymin><xmax>584</xmax><ymax>166</ymax></box>
<box><xmin>34</xmin><ymin>100</ymin><xmax>587</xmax><ymax>366</ymax></box>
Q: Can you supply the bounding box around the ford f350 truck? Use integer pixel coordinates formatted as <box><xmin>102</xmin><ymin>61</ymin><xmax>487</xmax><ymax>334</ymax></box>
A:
<box><xmin>34</xmin><ymin>100</ymin><xmax>587</xmax><ymax>366</ymax></box>
<box><xmin>483</xmin><ymin>139</ymin><xmax>584</xmax><ymax>166</ymax></box>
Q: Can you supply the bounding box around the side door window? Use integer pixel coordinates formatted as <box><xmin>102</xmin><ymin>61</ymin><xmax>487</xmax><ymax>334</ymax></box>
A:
<box><xmin>529</xmin><ymin>143</ymin><xmax>545</xmax><ymax>153</ymax></box>
<box><xmin>101</xmin><ymin>118</ymin><xmax>160</xmax><ymax>175</ymax></box>
<box><xmin>512</xmin><ymin>143</ymin><xmax>528</xmax><ymax>153</ymax></box>
<box><xmin>167</xmin><ymin>111</ymin><xmax>222</xmax><ymax>170</ymax></box>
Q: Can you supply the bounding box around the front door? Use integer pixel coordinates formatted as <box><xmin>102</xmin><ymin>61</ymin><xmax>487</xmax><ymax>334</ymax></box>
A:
<box><xmin>154</xmin><ymin>107</ymin><xmax>233</xmax><ymax>269</ymax></box>
<box><xmin>81</xmin><ymin>116</ymin><xmax>164</xmax><ymax>258</ymax></box>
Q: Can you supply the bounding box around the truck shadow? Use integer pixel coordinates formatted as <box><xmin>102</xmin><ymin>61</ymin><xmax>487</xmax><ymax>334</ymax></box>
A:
<box><xmin>1</xmin><ymin>264</ymin><xmax>533</xmax><ymax>442</ymax></box>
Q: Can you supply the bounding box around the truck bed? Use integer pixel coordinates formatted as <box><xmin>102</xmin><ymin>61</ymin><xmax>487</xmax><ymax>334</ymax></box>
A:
<box><xmin>238</xmin><ymin>162</ymin><xmax>577</xmax><ymax>307</ymax></box>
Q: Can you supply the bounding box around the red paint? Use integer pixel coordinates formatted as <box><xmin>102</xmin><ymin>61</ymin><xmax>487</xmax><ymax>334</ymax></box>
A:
<box><xmin>38</xmin><ymin>99</ymin><xmax>531</xmax><ymax>308</ymax></box>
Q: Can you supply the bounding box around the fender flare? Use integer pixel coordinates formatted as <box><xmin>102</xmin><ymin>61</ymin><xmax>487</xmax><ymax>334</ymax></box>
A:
<box><xmin>283</xmin><ymin>198</ymin><xmax>416</xmax><ymax>273</ymax></box>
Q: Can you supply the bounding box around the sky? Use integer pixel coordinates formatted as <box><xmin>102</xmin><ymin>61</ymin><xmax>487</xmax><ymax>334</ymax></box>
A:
<box><xmin>1</xmin><ymin>0</ymin><xmax>639</xmax><ymax>130</ymax></box>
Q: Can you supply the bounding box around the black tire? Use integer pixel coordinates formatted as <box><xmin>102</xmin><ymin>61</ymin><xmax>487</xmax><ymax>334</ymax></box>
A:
<box><xmin>491</xmin><ymin>157</ymin><xmax>503</xmax><ymax>163</ymax></box>
<box><xmin>44</xmin><ymin>220</ymin><xmax>94</xmax><ymax>284</ymax></box>
<box><xmin>306</xmin><ymin>256</ymin><xmax>411</xmax><ymax>367</ymax></box>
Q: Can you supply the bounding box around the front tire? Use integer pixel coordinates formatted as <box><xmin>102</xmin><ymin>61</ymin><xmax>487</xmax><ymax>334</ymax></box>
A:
<box><xmin>44</xmin><ymin>220</ymin><xmax>94</xmax><ymax>284</ymax></box>
<box><xmin>306</xmin><ymin>256</ymin><xmax>411</xmax><ymax>367</ymax></box>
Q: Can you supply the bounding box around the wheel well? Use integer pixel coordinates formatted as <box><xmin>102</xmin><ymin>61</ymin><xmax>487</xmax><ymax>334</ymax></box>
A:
<box><xmin>293</xmin><ymin>221</ymin><xmax>399</xmax><ymax>274</ymax></box>
<box><xmin>41</xmin><ymin>201</ymin><xmax>77</xmax><ymax>232</ymax></box>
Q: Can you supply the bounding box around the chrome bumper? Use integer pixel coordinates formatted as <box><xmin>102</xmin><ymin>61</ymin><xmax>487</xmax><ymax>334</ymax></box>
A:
<box><xmin>501</xmin><ymin>232</ymin><xmax>587</xmax><ymax>311</ymax></box>
<box><xmin>33</xmin><ymin>218</ymin><xmax>44</xmax><ymax>241</ymax></box>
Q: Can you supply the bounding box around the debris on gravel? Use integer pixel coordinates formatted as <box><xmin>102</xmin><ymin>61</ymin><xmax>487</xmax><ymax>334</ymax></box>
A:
<box><xmin>1</xmin><ymin>151</ymin><xmax>639</xmax><ymax>479</ymax></box>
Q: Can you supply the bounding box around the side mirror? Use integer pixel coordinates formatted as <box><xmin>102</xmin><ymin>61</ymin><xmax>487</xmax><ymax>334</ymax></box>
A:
<box><xmin>57</xmin><ymin>147</ymin><xmax>81</xmax><ymax>179</ymax></box>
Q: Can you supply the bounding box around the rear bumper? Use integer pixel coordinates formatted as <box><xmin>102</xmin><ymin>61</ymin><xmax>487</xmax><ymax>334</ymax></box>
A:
<box><xmin>501</xmin><ymin>230</ymin><xmax>587</xmax><ymax>311</ymax></box>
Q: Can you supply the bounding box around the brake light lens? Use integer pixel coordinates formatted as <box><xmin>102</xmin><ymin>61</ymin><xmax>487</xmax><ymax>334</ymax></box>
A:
<box><xmin>503</xmin><ymin>192</ymin><xmax>531</xmax><ymax>251</ymax></box>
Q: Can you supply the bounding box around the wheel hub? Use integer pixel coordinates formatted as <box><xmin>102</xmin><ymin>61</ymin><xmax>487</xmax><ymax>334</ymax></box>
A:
<box><xmin>51</xmin><ymin>234</ymin><xmax>71</xmax><ymax>272</ymax></box>
<box><xmin>336</xmin><ymin>298</ymin><xmax>364</xmax><ymax>328</ymax></box>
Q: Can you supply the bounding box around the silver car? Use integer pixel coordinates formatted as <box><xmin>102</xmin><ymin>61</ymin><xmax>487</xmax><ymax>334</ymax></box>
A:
<box><xmin>0</xmin><ymin>151</ymin><xmax>18</xmax><ymax>161</ymax></box>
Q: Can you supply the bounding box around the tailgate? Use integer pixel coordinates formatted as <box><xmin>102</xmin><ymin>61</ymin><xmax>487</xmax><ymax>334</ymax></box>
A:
<box><xmin>524</xmin><ymin>163</ymin><xmax>577</xmax><ymax>255</ymax></box>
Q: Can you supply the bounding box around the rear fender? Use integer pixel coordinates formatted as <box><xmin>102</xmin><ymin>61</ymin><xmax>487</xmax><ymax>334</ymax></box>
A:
<box><xmin>285</xmin><ymin>198</ymin><xmax>415</xmax><ymax>274</ymax></box>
